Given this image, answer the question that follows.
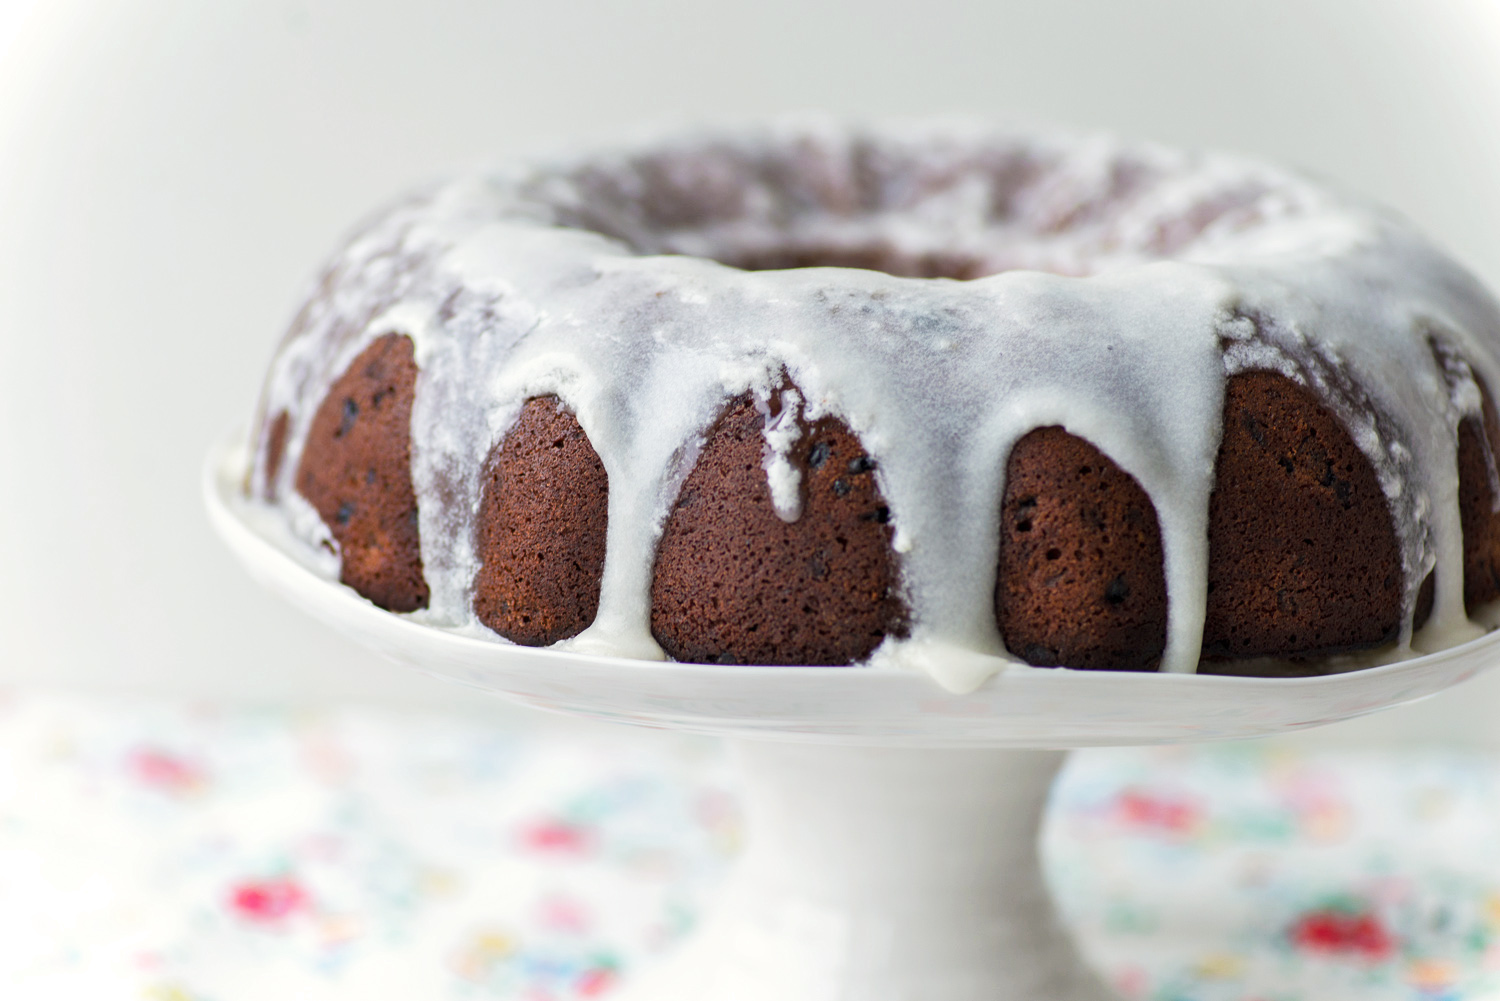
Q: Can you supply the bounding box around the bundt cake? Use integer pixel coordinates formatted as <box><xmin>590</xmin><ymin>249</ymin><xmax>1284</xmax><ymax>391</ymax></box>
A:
<box><xmin>245</xmin><ymin>121</ymin><xmax>1500</xmax><ymax>691</ymax></box>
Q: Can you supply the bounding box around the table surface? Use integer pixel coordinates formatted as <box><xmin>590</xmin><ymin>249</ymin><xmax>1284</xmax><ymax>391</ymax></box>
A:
<box><xmin>4</xmin><ymin>689</ymin><xmax>1498</xmax><ymax>1000</ymax></box>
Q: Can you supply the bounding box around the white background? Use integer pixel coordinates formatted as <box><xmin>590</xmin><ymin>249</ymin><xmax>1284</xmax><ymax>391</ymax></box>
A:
<box><xmin>1</xmin><ymin>0</ymin><xmax>1498</xmax><ymax>740</ymax></box>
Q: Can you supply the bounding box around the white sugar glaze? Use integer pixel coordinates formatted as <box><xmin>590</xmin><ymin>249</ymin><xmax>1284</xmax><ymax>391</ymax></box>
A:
<box><xmin>250</xmin><ymin>120</ymin><xmax>1500</xmax><ymax>693</ymax></box>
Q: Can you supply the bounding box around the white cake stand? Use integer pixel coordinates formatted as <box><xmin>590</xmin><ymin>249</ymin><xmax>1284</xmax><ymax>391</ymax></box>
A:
<box><xmin>205</xmin><ymin>432</ymin><xmax>1500</xmax><ymax>1001</ymax></box>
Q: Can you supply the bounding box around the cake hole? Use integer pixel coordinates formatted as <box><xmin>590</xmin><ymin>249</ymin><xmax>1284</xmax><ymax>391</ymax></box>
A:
<box><xmin>728</xmin><ymin>245</ymin><xmax>993</xmax><ymax>281</ymax></box>
<box><xmin>1046</xmin><ymin>548</ymin><xmax>1061</xmax><ymax>561</ymax></box>
<box><xmin>551</xmin><ymin>137</ymin><xmax>1295</xmax><ymax>283</ymax></box>
<box><xmin>336</xmin><ymin>398</ymin><xmax>359</xmax><ymax>437</ymax></box>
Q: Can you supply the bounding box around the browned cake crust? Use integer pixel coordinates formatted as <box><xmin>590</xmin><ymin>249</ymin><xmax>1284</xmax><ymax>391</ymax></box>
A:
<box><xmin>261</xmin><ymin>409</ymin><xmax>290</xmax><ymax>502</ymax></box>
<box><xmin>1196</xmin><ymin>567</ymin><xmax>1434</xmax><ymax>678</ymax></box>
<box><xmin>1202</xmin><ymin>370</ymin><xmax>1402</xmax><ymax>659</ymax></box>
<box><xmin>473</xmin><ymin>397</ymin><xmax>609</xmax><ymax>645</ymax></box>
<box><xmin>650</xmin><ymin>395</ymin><xmax>907</xmax><ymax>665</ymax></box>
<box><xmin>295</xmin><ymin>333</ymin><xmax>430</xmax><ymax>612</ymax></box>
<box><xmin>996</xmin><ymin>427</ymin><xmax>1168</xmax><ymax>671</ymax></box>
<box><xmin>1458</xmin><ymin>382</ymin><xmax>1500</xmax><ymax>612</ymax></box>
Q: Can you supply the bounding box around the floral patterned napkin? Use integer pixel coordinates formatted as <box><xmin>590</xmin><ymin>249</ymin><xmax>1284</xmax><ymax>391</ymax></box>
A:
<box><xmin>1051</xmin><ymin>744</ymin><xmax>1500</xmax><ymax>1001</ymax></box>
<box><xmin>2</xmin><ymin>690</ymin><xmax>1497</xmax><ymax>1000</ymax></box>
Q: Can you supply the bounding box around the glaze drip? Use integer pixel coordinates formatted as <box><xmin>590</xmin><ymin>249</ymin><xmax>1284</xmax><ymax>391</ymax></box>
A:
<box><xmin>249</xmin><ymin>121</ymin><xmax>1500</xmax><ymax>692</ymax></box>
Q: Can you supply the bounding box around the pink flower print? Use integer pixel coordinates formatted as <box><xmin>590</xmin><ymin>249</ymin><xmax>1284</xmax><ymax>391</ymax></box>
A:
<box><xmin>229</xmin><ymin>875</ymin><xmax>310</xmax><ymax>924</ymax></box>
<box><xmin>129</xmin><ymin>748</ymin><xmax>208</xmax><ymax>797</ymax></box>
<box><xmin>537</xmin><ymin>894</ymin><xmax>592</xmax><ymax>934</ymax></box>
<box><xmin>576</xmin><ymin>964</ymin><xmax>618</xmax><ymax>996</ymax></box>
<box><xmin>1114</xmin><ymin>788</ymin><xmax>1201</xmax><ymax>836</ymax></box>
<box><xmin>1111</xmin><ymin>963</ymin><xmax>1149</xmax><ymax>998</ymax></box>
<box><xmin>518</xmin><ymin>818</ymin><xmax>595</xmax><ymax>856</ymax></box>
<box><xmin>1289</xmin><ymin>906</ymin><xmax>1394</xmax><ymax>960</ymax></box>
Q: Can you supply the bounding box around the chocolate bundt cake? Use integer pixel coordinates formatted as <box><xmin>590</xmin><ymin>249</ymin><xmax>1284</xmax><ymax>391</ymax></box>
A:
<box><xmin>246</xmin><ymin>122</ymin><xmax>1500</xmax><ymax>691</ymax></box>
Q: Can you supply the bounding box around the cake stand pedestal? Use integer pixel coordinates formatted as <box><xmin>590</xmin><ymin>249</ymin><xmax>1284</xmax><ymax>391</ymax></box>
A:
<box><xmin>618</xmin><ymin>742</ymin><xmax>1108</xmax><ymax>1001</ymax></box>
<box><xmin>205</xmin><ymin>432</ymin><xmax>1500</xmax><ymax>1001</ymax></box>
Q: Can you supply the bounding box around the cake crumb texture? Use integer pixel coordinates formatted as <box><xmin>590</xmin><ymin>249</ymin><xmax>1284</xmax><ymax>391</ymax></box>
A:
<box><xmin>997</xmin><ymin>426</ymin><xmax>1169</xmax><ymax>671</ymax></box>
<box><xmin>1458</xmin><ymin>382</ymin><xmax>1500</xmax><ymax>613</ymax></box>
<box><xmin>1203</xmin><ymin>371</ymin><xmax>1401</xmax><ymax>659</ymax></box>
<box><xmin>295</xmin><ymin>333</ymin><xmax>429</xmax><ymax>612</ymax></box>
<box><xmin>651</xmin><ymin>395</ymin><xmax>906</xmax><ymax>665</ymax></box>
<box><xmin>474</xmin><ymin>397</ymin><xmax>608</xmax><ymax>646</ymax></box>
